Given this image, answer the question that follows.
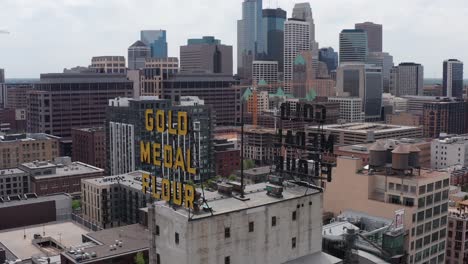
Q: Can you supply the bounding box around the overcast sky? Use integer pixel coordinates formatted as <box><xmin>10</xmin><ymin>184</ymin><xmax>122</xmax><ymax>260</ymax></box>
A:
<box><xmin>1</xmin><ymin>0</ymin><xmax>467</xmax><ymax>78</ymax></box>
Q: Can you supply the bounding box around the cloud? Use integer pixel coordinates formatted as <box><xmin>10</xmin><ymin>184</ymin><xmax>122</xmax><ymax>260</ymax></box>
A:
<box><xmin>0</xmin><ymin>0</ymin><xmax>467</xmax><ymax>78</ymax></box>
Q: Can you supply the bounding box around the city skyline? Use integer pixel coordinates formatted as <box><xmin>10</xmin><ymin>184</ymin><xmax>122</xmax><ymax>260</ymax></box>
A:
<box><xmin>1</xmin><ymin>0</ymin><xmax>467</xmax><ymax>78</ymax></box>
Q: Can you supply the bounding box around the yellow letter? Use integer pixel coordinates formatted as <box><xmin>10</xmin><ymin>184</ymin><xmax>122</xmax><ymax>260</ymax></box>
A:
<box><xmin>172</xmin><ymin>181</ymin><xmax>182</xmax><ymax>206</ymax></box>
<box><xmin>162</xmin><ymin>179</ymin><xmax>170</xmax><ymax>201</ymax></box>
<box><xmin>140</xmin><ymin>141</ymin><xmax>151</xmax><ymax>164</ymax></box>
<box><xmin>184</xmin><ymin>184</ymin><xmax>195</xmax><ymax>209</ymax></box>
<box><xmin>152</xmin><ymin>143</ymin><xmax>161</xmax><ymax>166</ymax></box>
<box><xmin>168</xmin><ymin>111</ymin><xmax>177</xmax><ymax>135</ymax></box>
<box><xmin>145</xmin><ymin>109</ymin><xmax>154</xmax><ymax>131</ymax></box>
<box><xmin>173</xmin><ymin>147</ymin><xmax>186</xmax><ymax>171</ymax></box>
<box><xmin>152</xmin><ymin>175</ymin><xmax>161</xmax><ymax>199</ymax></box>
<box><xmin>156</xmin><ymin>110</ymin><xmax>165</xmax><ymax>133</ymax></box>
<box><xmin>178</xmin><ymin>112</ymin><xmax>188</xmax><ymax>136</ymax></box>
<box><xmin>142</xmin><ymin>173</ymin><xmax>150</xmax><ymax>193</ymax></box>
<box><xmin>164</xmin><ymin>145</ymin><xmax>173</xmax><ymax>168</ymax></box>
<box><xmin>186</xmin><ymin>149</ymin><xmax>196</xmax><ymax>175</ymax></box>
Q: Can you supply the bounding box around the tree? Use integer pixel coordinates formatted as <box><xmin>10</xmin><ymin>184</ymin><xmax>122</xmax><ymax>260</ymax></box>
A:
<box><xmin>72</xmin><ymin>200</ymin><xmax>81</xmax><ymax>210</ymax></box>
<box><xmin>134</xmin><ymin>252</ymin><xmax>145</xmax><ymax>264</ymax></box>
<box><xmin>243</xmin><ymin>159</ymin><xmax>255</xmax><ymax>170</ymax></box>
<box><xmin>228</xmin><ymin>175</ymin><xmax>237</xmax><ymax>181</ymax></box>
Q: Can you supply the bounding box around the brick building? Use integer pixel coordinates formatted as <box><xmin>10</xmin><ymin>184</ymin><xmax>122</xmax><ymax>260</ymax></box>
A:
<box><xmin>214</xmin><ymin>139</ymin><xmax>240</xmax><ymax>177</ymax></box>
<box><xmin>71</xmin><ymin>127</ymin><xmax>106</xmax><ymax>170</ymax></box>
<box><xmin>423</xmin><ymin>99</ymin><xmax>467</xmax><ymax>138</ymax></box>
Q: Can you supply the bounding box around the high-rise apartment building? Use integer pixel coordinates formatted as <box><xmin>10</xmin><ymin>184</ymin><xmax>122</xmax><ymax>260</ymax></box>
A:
<box><xmin>140</xmin><ymin>30</ymin><xmax>167</xmax><ymax>58</ymax></box>
<box><xmin>292</xmin><ymin>2</ymin><xmax>317</xmax><ymax>50</ymax></box>
<box><xmin>325</xmin><ymin>153</ymin><xmax>450</xmax><ymax>264</ymax></box>
<box><xmin>252</xmin><ymin>61</ymin><xmax>278</xmax><ymax>85</ymax></box>
<box><xmin>71</xmin><ymin>127</ymin><xmax>106</xmax><ymax>171</ymax></box>
<box><xmin>284</xmin><ymin>18</ymin><xmax>311</xmax><ymax>93</ymax></box>
<box><xmin>90</xmin><ymin>56</ymin><xmax>126</xmax><ymax>74</ymax></box>
<box><xmin>431</xmin><ymin>135</ymin><xmax>468</xmax><ymax>169</ymax></box>
<box><xmin>355</xmin><ymin>22</ymin><xmax>382</xmax><ymax>52</ymax></box>
<box><xmin>339</xmin><ymin>29</ymin><xmax>368</xmax><ymax>64</ymax></box>
<box><xmin>27</xmin><ymin>73</ymin><xmax>133</xmax><ymax>138</ymax></box>
<box><xmin>237</xmin><ymin>0</ymin><xmax>264</xmax><ymax>80</ymax></box>
<box><xmin>443</xmin><ymin>59</ymin><xmax>464</xmax><ymax>98</ymax></box>
<box><xmin>262</xmin><ymin>8</ymin><xmax>286</xmax><ymax>70</ymax></box>
<box><xmin>319</xmin><ymin>47</ymin><xmax>338</xmax><ymax>73</ymax></box>
<box><xmin>367</xmin><ymin>52</ymin><xmax>394</xmax><ymax>92</ymax></box>
<box><xmin>390</xmin><ymin>63</ymin><xmax>424</xmax><ymax>96</ymax></box>
<box><xmin>180</xmin><ymin>36</ymin><xmax>232</xmax><ymax>75</ymax></box>
<box><xmin>423</xmin><ymin>99</ymin><xmax>467</xmax><ymax>138</ymax></box>
<box><xmin>128</xmin><ymin>41</ymin><xmax>150</xmax><ymax>70</ymax></box>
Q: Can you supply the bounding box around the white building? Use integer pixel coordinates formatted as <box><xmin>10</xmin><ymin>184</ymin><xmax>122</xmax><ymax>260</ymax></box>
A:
<box><xmin>328</xmin><ymin>97</ymin><xmax>364</xmax><ymax>123</ymax></box>
<box><xmin>284</xmin><ymin>19</ymin><xmax>311</xmax><ymax>93</ymax></box>
<box><xmin>252</xmin><ymin>61</ymin><xmax>278</xmax><ymax>85</ymax></box>
<box><xmin>90</xmin><ymin>56</ymin><xmax>126</xmax><ymax>74</ymax></box>
<box><xmin>431</xmin><ymin>135</ymin><xmax>468</xmax><ymax>169</ymax></box>
<box><xmin>382</xmin><ymin>93</ymin><xmax>409</xmax><ymax>112</ymax></box>
<box><xmin>149</xmin><ymin>182</ymin><xmax>339</xmax><ymax>264</ymax></box>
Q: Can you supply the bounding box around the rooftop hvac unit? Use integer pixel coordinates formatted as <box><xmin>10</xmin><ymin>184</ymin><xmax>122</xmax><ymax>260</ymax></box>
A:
<box><xmin>266</xmin><ymin>184</ymin><xmax>283</xmax><ymax>198</ymax></box>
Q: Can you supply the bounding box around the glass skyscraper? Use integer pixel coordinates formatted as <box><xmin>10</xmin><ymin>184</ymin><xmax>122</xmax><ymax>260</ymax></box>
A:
<box><xmin>319</xmin><ymin>47</ymin><xmax>338</xmax><ymax>72</ymax></box>
<box><xmin>237</xmin><ymin>0</ymin><xmax>264</xmax><ymax>79</ymax></box>
<box><xmin>262</xmin><ymin>8</ymin><xmax>286</xmax><ymax>70</ymax></box>
<box><xmin>443</xmin><ymin>59</ymin><xmax>464</xmax><ymax>98</ymax></box>
<box><xmin>339</xmin><ymin>29</ymin><xmax>368</xmax><ymax>64</ymax></box>
<box><xmin>140</xmin><ymin>30</ymin><xmax>168</xmax><ymax>58</ymax></box>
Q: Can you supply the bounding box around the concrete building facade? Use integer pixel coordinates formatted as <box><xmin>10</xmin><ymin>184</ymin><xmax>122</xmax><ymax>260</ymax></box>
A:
<box><xmin>390</xmin><ymin>63</ymin><xmax>424</xmax><ymax>96</ymax></box>
<box><xmin>90</xmin><ymin>56</ymin><xmax>126</xmax><ymax>74</ymax></box>
<box><xmin>327</xmin><ymin>97</ymin><xmax>364</xmax><ymax>123</ymax></box>
<box><xmin>443</xmin><ymin>59</ymin><xmax>464</xmax><ymax>98</ymax></box>
<box><xmin>252</xmin><ymin>60</ymin><xmax>278</xmax><ymax>85</ymax></box>
<box><xmin>431</xmin><ymin>135</ymin><xmax>468</xmax><ymax>169</ymax></box>
<box><xmin>355</xmin><ymin>22</ymin><xmax>383</xmax><ymax>52</ymax></box>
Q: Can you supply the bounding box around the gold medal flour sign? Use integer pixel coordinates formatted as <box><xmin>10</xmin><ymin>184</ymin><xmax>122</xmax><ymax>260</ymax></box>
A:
<box><xmin>140</xmin><ymin>109</ymin><xmax>196</xmax><ymax>209</ymax></box>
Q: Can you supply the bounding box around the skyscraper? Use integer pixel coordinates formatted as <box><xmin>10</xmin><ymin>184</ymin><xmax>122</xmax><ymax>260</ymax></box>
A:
<box><xmin>355</xmin><ymin>22</ymin><xmax>382</xmax><ymax>52</ymax></box>
<box><xmin>390</xmin><ymin>62</ymin><xmax>424</xmax><ymax>96</ymax></box>
<box><xmin>180</xmin><ymin>36</ymin><xmax>233</xmax><ymax>75</ymax></box>
<box><xmin>140</xmin><ymin>30</ymin><xmax>168</xmax><ymax>58</ymax></box>
<box><xmin>237</xmin><ymin>0</ymin><xmax>264</xmax><ymax>80</ymax></box>
<box><xmin>319</xmin><ymin>47</ymin><xmax>338</xmax><ymax>73</ymax></box>
<box><xmin>339</xmin><ymin>29</ymin><xmax>368</xmax><ymax>64</ymax></box>
<box><xmin>262</xmin><ymin>8</ymin><xmax>286</xmax><ymax>70</ymax></box>
<box><xmin>284</xmin><ymin>18</ymin><xmax>311</xmax><ymax>93</ymax></box>
<box><xmin>292</xmin><ymin>3</ymin><xmax>317</xmax><ymax>50</ymax></box>
<box><xmin>367</xmin><ymin>52</ymin><xmax>394</xmax><ymax>92</ymax></box>
<box><xmin>0</xmin><ymin>69</ymin><xmax>5</xmax><ymax>109</ymax></box>
<box><xmin>292</xmin><ymin>51</ymin><xmax>316</xmax><ymax>98</ymax></box>
<box><xmin>443</xmin><ymin>59</ymin><xmax>464</xmax><ymax>98</ymax></box>
<box><xmin>127</xmin><ymin>40</ymin><xmax>150</xmax><ymax>70</ymax></box>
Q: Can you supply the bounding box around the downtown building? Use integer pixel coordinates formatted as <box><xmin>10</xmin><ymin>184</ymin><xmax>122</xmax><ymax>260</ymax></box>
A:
<box><xmin>422</xmin><ymin>99</ymin><xmax>467</xmax><ymax>138</ymax></box>
<box><xmin>327</xmin><ymin>97</ymin><xmax>364</xmax><ymax>123</ymax></box>
<box><xmin>90</xmin><ymin>56</ymin><xmax>126</xmax><ymax>74</ymax></box>
<box><xmin>390</xmin><ymin>63</ymin><xmax>424</xmax><ymax>96</ymax></box>
<box><xmin>339</xmin><ymin>29</ymin><xmax>368</xmax><ymax>64</ymax></box>
<box><xmin>180</xmin><ymin>36</ymin><xmax>233</xmax><ymax>75</ymax></box>
<box><xmin>431</xmin><ymin>135</ymin><xmax>468</xmax><ymax>169</ymax></box>
<box><xmin>27</xmin><ymin>73</ymin><xmax>133</xmax><ymax>138</ymax></box>
<box><xmin>128</xmin><ymin>40</ymin><xmax>151</xmax><ymax>70</ymax></box>
<box><xmin>130</xmin><ymin>57</ymin><xmax>179</xmax><ymax>98</ymax></box>
<box><xmin>355</xmin><ymin>22</ymin><xmax>383</xmax><ymax>52</ymax></box>
<box><xmin>367</xmin><ymin>51</ymin><xmax>394</xmax><ymax>92</ymax></box>
<box><xmin>0</xmin><ymin>68</ymin><xmax>6</xmax><ymax>109</ymax></box>
<box><xmin>262</xmin><ymin>8</ymin><xmax>287</xmax><ymax>71</ymax></box>
<box><xmin>319</xmin><ymin>47</ymin><xmax>338</xmax><ymax>73</ymax></box>
<box><xmin>140</xmin><ymin>30</ymin><xmax>168</xmax><ymax>58</ymax></box>
<box><xmin>71</xmin><ymin>127</ymin><xmax>106</xmax><ymax>171</ymax></box>
<box><xmin>106</xmin><ymin>96</ymin><xmax>213</xmax><ymax>180</ymax></box>
<box><xmin>443</xmin><ymin>59</ymin><xmax>464</xmax><ymax>98</ymax></box>
<box><xmin>252</xmin><ymin>60</ymin><xmax>278</xmax><ymax>85</ymax></box>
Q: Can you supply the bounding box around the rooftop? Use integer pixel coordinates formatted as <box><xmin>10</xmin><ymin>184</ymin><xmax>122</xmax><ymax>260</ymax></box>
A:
<box><xmin>0</xmin><ymin>167</ymin><xmax>27</xmax><ymax>177</ymax></box>
<box><xmin>0</xmin><ymin>193</ymin><xmax>70</xmax><ymax>207</ymax></box>
<box><xmin>21</xmin><ymin>161</ymin><xmax>104</xmax><ymax>180</ymax></box>
<box><xmin>0</xmin><ymin>221</ymin><xmax>88</xmax><ymax>261</ymax></box>
<box><xmin>62</xmin><ymin>224</ymin><xmax>149</xmax><ymax>263</ymax></box>
<box><xmin>72</xmin><ymin>127</ymin><xmax>104</xmax><ymax>133</ymax></box>
<box><xmin>0</xmin><ymin>133</ymin><xmax>59</xmax><ymax>143</ymax></box>
<box><xmin>82</xmin><ymin>171</ymin><xmax>146</xmax><ymax>190</ymax></box>
<box><xmin>310</xmin><ymin>123</ymin><xmax>420</xmax><ymax>134</ymax></box>
<box><xmin>337</xmin><ymin>138</ymin><xmax>429</xmax><ymax>154</ymax></box>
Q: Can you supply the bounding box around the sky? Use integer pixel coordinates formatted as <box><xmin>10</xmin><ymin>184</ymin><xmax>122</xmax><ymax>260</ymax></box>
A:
<box><xmin>1</xmin><ymin>0</ymin><xmax>467</xmax><ymax>78</ymax></box>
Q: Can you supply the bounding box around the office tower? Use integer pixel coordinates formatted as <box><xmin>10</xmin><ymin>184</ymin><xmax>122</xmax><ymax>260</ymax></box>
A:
<box><xmin>284</xmin><ymin>18</ymin><xmax>311</xmax><ymax>93</ymax></box>
<box><xmin>390</xmin><ymin>63</ymin><xmax>424</xmax><ymax>96</ymax></box>
<box><xmin>90</xmin><ymin>56</ymin><xmax>126</xmax><ymax>74</ymax></box>
<box><xmin>364</xmin><ymin>65</ymin><xmax>383</xmax><ymax>120</ymax></box>
<box><xmin>128</xmin><ymin>40</ymin><xmax>150</xmax><ymax>70</ymax></box>
<box><xmin>237</xmin><ymin>0</ymin><xmax>264</xmax><ymax>80</ymax></box>
<box><xmin>162</xmin><ymin>73</ymin><xmax>241</xmax><ymax>126</ymax></box>
<box><xmin>355</xmin><ymin>22</ymin><xmax>382</xmax><ymax>52</ymax></box>
<box><xmin>443</xmin><ymin>59</ymin><xmax>464</xmax><ymax>98</ymax></box>
<box><xmin>140</xmin><ymin>30</ymin><xmax>168</xmax><ymax>58</ymax></box>
<box><xmin>180</xmin><ymin>36</ymin><xmax>233</xmax><ymax>75</ymax></box>
<box><xmin>423</xmin><ymin>99</ymin><xmax>467</xmax><ymax>138</ymax></box>
<box><xmin>0</xmin><ymin>69</ymin><xmax>6</xmax><ymax>109</ymax></box>
<box><xmin>71</xmin><ymin>127</ymin><xmax>106</xmax><ymax>171</ymax></box>
<box><xmin>27</xmin><ymin>73</ymin><xmax>133</xmax><ymax>138</ymax></box>
<box><xmin>367</xmin><ymin>52</ymin><xmax>394</xmax><ymax>92</ymax></box>
<box><xmin>325</xmin><ymin>153</ymin><xmax>449</xmax><ymax>264</ymax></box>
<box><xmin>292</xmin><ymin>51</ymin><xmax>316</xmax><ymax>98</ymax></box>
<box><xmin>106</xmin><ymin>97</ymin><xmax>213</xmax><ymax>179</ymax></box>
<box><xmin>339</xmin><ymin>29</ymin><xmax>368</xmax><ymax>64</ymax></box>
<box><xmin>262</xmin><ymin>8</ymin><xmax>286</xmax><ymax>70</ymax></box>
<box><xmin>292</xmin><ymin>2</ymin><xmax>317</xmax><ymax>50</ymax></box>
<box><xmin>319</xmin><ymin>47</ymin><xmax>338</xmax><ymax>73</ymax></box>
<box><xmin>252</xmin><ymin>61</ymin><xmax>278</xmax><ymax>85</ymax></box>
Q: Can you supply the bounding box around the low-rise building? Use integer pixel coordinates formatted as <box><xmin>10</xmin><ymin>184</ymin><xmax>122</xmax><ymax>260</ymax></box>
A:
<box><xmin>446</xmin><ymin>202</ymin><xmax>468</xmax><ymax>264</ymax></box>
<box><xmin>71</xmin><ymin>127</ymin><xmax>106</xmax><ymax>171</ymax></box>
<box><xmin>327</xmin><ymin>97</ymin><xmax>364</xmax><ymax>123</ymax></box>
<box><xmin>386</xmin><ymin>112</ymin><xmax>422</xmax><ymax>127</ymax></box>
<box><xmin>243</xmin><ymin>127</ymin><xmax>281</xmax><ymax>165</ymax></box>
<box><xmin>0</xmin><ymin>168</ymin><xmax>28</xmax><ymax>198</ymax></box>
<box><xmin>235</xmin><ymin>166</ymin><xmax>271</xmax><ymax>184</ymax></box>
<box><xmin>214</xmin><ymin>139</ymin><xmax>240</xmax><ymax>177</ymax></box>
<box><xmin>431</xmin><ymin>135</ymin><xmax>468</xmax><ymax>169</ymax></box>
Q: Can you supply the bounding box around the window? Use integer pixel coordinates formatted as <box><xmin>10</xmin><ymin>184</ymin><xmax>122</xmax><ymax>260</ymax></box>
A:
<box><xmin>225</xmin><ymin>227</ymin><xmax>230</xmax><ymax>238</ymax></box>
<box><xmin>156</xmin><ymin>225</ymin><xmax>160</xmax><ymax>236</ymax></box>
<box><xmin>292</xmin><ymin>211</ymin><xmax>297</xmax><ymax>221</ymax></box>
<box><xmin>249</xmin><ymin>221</ymin><xmax>254</xmax><ymax>232</ymax></box>
<box><xmin>272</xmin><ymin>216</ymin><xmax>277</xmax><ymax>227</ymax></box>
<box><xmin>292</xmin><ymin>237</ymin><xmax>296</xmax><ymax>248</ymax></box>
<box><xmin>175</xmin><ymin>232</ymin><xmax>179</xmax><ymax>244</ymax></box>
<box><xmin>225</xmin><ymin>256</ymin><xmax>230</xmax><ymax>264</ymax></box>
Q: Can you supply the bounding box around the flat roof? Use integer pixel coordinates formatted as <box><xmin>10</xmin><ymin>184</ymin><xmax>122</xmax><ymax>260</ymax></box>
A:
<box><xmin>82</xmin><ymin>171</ymin><xmax>146</xmax><ymax>189</ymax></box>
<box><xmin>0</xmin><ymin>221</ymin><xmax>89</xmax><ymax>260</ymax></box>
<box><xmin>0</xmin><ymin>168</ymin><xmax>27</xmax><ymax>177</ymax></box>
<box><xmin>309</xmin><ymin>123</ymin><xmax>420</xmax><ymax>134</ymax></box>
<box><xmin>155</xmin><ymin>182</ymin><xmax>321</xmax><ymax>220</ymax></box>
<box><xmin>24</xmin><ymin>162</ymin><xmax>104</xmax><ymax>180</ymax></box>
<box><xmin>62</xmin><ymin>224</ymin><xmax>149</xmax><ymax>263</ymax></box>
<box><xmin>0</xmin><ymin>193</ymin><xmax>70</xmax><ymax>208</ymax></box>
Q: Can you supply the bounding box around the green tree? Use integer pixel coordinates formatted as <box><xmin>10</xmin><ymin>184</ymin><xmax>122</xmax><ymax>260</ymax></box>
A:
<box><xmin>72</xmin><ymin>200</ymin><xmax>81</xmax><ymax>210</ymax></box>
<box><xmin>228</xmin><ymin>175</ymin><xmax>237</xmax><ymax>181</ymax></box>
<box><xmin>243</xmin><ymin>159</ymin><xmax>255</xmax><ymax>170</ymax></box>
<box><xmin>134</xmin><ymin>252</ymin><xmax>145</xmax><ymax>264</ymax></box>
